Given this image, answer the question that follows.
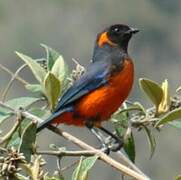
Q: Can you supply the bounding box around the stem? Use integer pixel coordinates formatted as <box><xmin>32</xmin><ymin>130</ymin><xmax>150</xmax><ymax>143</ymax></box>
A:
<box><xmin>116</xmin><ymin>151</ymin><xmax>149</xmax><ymax>179</ymax></box>
<box><xmin>19</xmin><ymin>163</ymin><xmax>33</xmax><ymax>177</ymax></box>
<box><xmin>61</xmin><ymin>159</ymin><xmax>80</xmax><ymax>172</ymax></box>
<box><xmin>37</xmin><ymin>150</ymin><xmax>96</xmax><ymax>157</ymax></box>
<box><xmin>114</xmin><ymin>107</ymin><xmax>142</xmax><ymax>115</ymax></box>
<box><xmin>0</xmin><ymin>101</ymin><xmax>149</xmax><ymax>180</ymax></box>
<box><xmin>0</xmin><ymin>64</ymin><xmax>28</xmax><ymax>86</ymax></box>
<box><xmin>47</xmin><ymin>125</ymin><xmax>148</xmax><ymax>180</ymax></box>
<box><xmin>1</xmin><ymin>64</ymin><xmax>27</xmax><ymax>101</ymax></box>
<box><xmin>0</xmin><ymin>117</ymin><xmax>21</xmax><ymax>147</ymax></box>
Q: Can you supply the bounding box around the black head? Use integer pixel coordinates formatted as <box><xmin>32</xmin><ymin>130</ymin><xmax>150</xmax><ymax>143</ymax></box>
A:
<box><xmin>97</xmin><ymin>24</ymin><xmax>139</xmax><ymax>52</ymax></box>
<box><xmin>107</xmin><ymin>24</ymin><xmax>139</xmax><ymax>49</ymax></box>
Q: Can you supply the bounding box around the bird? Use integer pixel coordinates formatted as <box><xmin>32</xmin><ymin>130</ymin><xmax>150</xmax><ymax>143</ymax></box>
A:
<box><xmin>37</xmin><ymin>24</ymin><xmax>139</xmax><ymax>152</ymax></box>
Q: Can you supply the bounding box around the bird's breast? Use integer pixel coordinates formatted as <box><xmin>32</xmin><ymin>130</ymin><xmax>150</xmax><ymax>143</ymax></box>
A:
<box><xmin>75</xmin><ymin>59</ymin><xmax>134</xmax><ymax>123</ymax></box>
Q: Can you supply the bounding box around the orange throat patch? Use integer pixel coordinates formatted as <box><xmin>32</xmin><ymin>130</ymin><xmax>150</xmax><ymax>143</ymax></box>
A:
<box><xmin>98</xmin><ymin>32</ymin><xmax>117</xmax><ymax>47</ymax></box>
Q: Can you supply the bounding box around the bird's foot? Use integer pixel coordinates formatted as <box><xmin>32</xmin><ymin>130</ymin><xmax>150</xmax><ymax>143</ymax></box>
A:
<box><xmin>110</xmin><ymin>139</ymin><xmax>123</xmax><ymax>152</ymax></box>
<box><xmin>100</xmin><ymin>144</ymin><xmax>110</xmax><ymax>155</ymax></box>
<box><xmin>105</xmin><ymin>136</ymin><xmax>123</xmax><ymax>152</ymax></box>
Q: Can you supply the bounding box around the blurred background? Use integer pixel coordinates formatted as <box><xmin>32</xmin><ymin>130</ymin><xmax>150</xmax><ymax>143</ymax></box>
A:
<box><xmin>0</xmin><ymin>0</ymin><xmax>181</xmax><ymax>179</ymax></box>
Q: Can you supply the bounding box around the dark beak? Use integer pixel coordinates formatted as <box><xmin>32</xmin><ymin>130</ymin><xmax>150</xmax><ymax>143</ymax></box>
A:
<box><xmin>130</xmin><ymin>27</ymin><xmax>139</xmax><ymax>34</ymax></box>
<box><xmin>125</xmin><ymin>28</ymin><xmax>139</xmax><ymax>35</ymax></box>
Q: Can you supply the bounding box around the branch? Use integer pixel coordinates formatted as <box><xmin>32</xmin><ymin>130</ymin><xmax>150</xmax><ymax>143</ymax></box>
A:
<box><xmin>61</xmin><ymin>159</ymin><xmax>80</xmax><ymax>172</ymax></box>
<box><xmin>0</xmin><ymin>101</ymin><xmax>150</xmax><ymax>180</ymax></box>
<box><xmin>0</xmin><ymin>64</ymin><xmax>28</xmax><ymax>86</ymax></box>
<box><xmin>47</xmin><ymin>125</ymin><xmax>149</xmax><ymax>180</ymax></box>
<box><xmin>37</xmin><ymin>150</ymin><xmax>96</xmax><ymax>157</ymax></box>
<box><xmin>115</xmin><ymin>151</ymin><xmax>149</xmax><ymax>178</ymax></box>
<box><xmin>0</xmin><ymin>117</ymin><xmax>21</xmax><ymax>147</ymax></box>
<box><xmin>1</xmin><ymin>64</ymin><xmax>27</xmax><ymax>101</ymax></box>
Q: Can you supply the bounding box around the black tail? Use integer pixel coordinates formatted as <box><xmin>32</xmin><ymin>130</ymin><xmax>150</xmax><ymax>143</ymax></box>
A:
<box><xmin>37</xmin><ymin>109</ymin><xmax>65</xmax><ymax>133</ymax></box>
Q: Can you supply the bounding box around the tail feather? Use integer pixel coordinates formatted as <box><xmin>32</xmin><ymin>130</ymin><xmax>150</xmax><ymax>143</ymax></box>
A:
<box><xmin>37</xmin><ymin>109</ymin><xmax>68</xmax><ymax>133</ymax></box>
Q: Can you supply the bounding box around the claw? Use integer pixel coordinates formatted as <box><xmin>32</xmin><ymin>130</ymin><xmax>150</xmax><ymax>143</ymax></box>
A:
<box><xmin>101</xmin><ymin>145</ymin><xmax>110</xmax><ymax>155</ymax></box>
<box><xmin>86</xmin><ymin>124</ymin><xmax>123</xmax><ymax>154</ymax></box>
<box><xmin>98</xmin><ymin>126</ymin><xmax>124</xmax><ymax>152</ymax></box>
<box><xmin>110</xmin><ymin>140</ymin><xmax>123</xmax><ymax>152</ymax></box>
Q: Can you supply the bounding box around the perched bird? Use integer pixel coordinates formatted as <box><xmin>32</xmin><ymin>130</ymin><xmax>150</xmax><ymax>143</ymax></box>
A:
<box><xmin>37</xmin><ymin>24</ymin><xmax>139</xmax><ymax>152</ymax></box>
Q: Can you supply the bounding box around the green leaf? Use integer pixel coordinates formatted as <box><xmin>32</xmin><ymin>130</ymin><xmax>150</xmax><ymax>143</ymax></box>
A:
<box><xmin>7</xmin><ymin>119</ymin><xmax>32</xmax><ymax>148</ymax></box>
<box><xmin>72</xmin><ymin>157</ymin><xmax>83</xmax><ymax>180</ymax></box>
<box><xmin>155</xmin><ymin>108</ymin><xmax>181</xmax><ymax>127</ymax></box>
<box><xmin>18</xmin><ymin>122</ymin><xmax>37</xmax><ymax>162</ymax></box>
<box><xmin>28</xmin><ymin>108</ymin><xmax>51</xmax><ymax>120</ymax></box>
<box><xmin>15</xmin><ymin>173</ymin><xmax>29</xmax><ymax>180</ymax></box>
<box><xmin>41</xmin><ymin>44</ymin><xmax>59</xmax><ymax>70</ymax></box>
<box><xmin>139</xmin><ymin>78</ymin><xmax>163</xmax><ymax>110</ymax></box>
<box><xmin>7</xmin><ymin>108</ymin><xmax>50</xmax><ymax>148</ymax></box>
<box><xmin>133</xmin><ymin>102</ymin><xmax>146</xmax><ymax>115</ymax></box>
<box><xmin>169</xmin><ymin>121</ymin><xmax>181</xmax><ymax>129</ymax></box>
<box><xmin>7</xmin><ymin>97</ymin><xmax>40</xmax><ymax>109</ymax></box>
<box><xmin>176</xmin><ymin>86</ymin><xmax>181</xmax><ymax>92</ymax></box>
<box><xmin>25</xmin><ymin>84</ymin><xmax>43</xmax><ymax>94</ymax></box>
<box><xmin>45</xmin><ymin>175</ymin><xmax>64</xmax><ymax>180</ymax></box>
<box><xmin>51</xmin><ymin>55</ymin><xmax>69</xmax><ymax>84</ymax></box>
<box><xmin>7</xmin><ymin>136</ymin><xmax>21</xmax><ymax>148</ymax></box>
<box><xmin>123</xmin><ymin>128</ymin><xmax>135</xmax><ymax>162</ymax></box>
<box><xmin>72</xmin><ymin>156</ymin><xmax>98</xmax><ymax>180</ymax></box>
<box><xmin>175</xmin><ymin>175</ymin><xmax>181</xmax><ymax>180</ymax></box>
<box><xmin>44</xmin><ymin>72</ymin><xmax>61</xmax><ymax>110</ymax></box>
<box><xmin>112</xmin><ymin>109</ymin><xmax>129</xmax><ymax>137</ymax></box>
<box><xmin>0</xmin><ymin>109</ymin><xmax>13</xmax><ymax>124</ymax></box>
<box><xmin>16</xmin><ymin>52</ymin><xmax>46</xmax><ymax>83</ymax></box>
<box><xmin>142</xmin><ymin>126</ymin><xmax>156</xmax><ymax>159</ymax></box>
<box><xmin>158</xmin><ymin>79</ymin><xmax>170</xmax><ymax>114</ymax></box>
<box><xmin>0</xmin><ymin>97</ymin><xmax>40</xmax><ymax>124</ymax></box>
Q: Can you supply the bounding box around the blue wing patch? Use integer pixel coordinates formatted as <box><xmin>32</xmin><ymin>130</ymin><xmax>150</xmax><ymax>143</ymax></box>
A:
<box><xmin>54</xmin><ymin>60</ymin><xmax>110</xmax><ymax>112</ymax></box>
<box><xmin>37</xmin><ymin>60</ymin><xmax>110</xmax><ymax>132</ymax></box>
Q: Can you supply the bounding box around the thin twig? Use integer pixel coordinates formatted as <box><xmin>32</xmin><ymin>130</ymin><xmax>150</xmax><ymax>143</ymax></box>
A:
<box><xmin>1</xmin><ymin>64</ymin><xmax>27</xmax><ymax>101</ymax></box>
<box><xmin>0</xmin><ymin>64</ymin><xmax>28</xmax><ymax>85</ymax></box>
<box><xmin>38</xmin><ymin>149</ymin><xmax>146</xmax><ymax>176</ymax></box>
<box><xmin>116</xmin><ymin>151</ymin><xmax>149</xmax><ymax>179</ymax></box>
<box><xmin>56</xmin><ymin>158</ymin><xmax>62</xmax><ymax>178</ymax></box>
<box><xmin>47</xmin><ymin>125</ymin><xmax>149</xmax><ymax>180</ymax></box>
<box><xmin>37</xmin><ymin>150</ymin><xmax>97</xmax><ymax>157</ymax></box>
<box><xmin>0</xmin><ymin>147</ymin><xmax>7</xmax><ymax>153</ymax></box>
<box><xmin>0</xmin><ymin>101</ymin><xmax>149</xmax><ymax>180</ymax></box>
<box><xmin>61</xmin><ymin>159</ymin><xmax>80</xmax><ymax>172</ymax></box>
<box><xmin>114</xmin><ymin>107</ymin><xmax>142</xmax><ymax>115</ymax></box>
<box><xmin>0</xmin><ymin>114</ymin><xmax>22</xmax><ymax>147</ymax></box>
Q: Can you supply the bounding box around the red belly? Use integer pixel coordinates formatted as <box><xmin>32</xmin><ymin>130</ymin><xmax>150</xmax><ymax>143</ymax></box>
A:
<box><xmin>53</xmin><ymin>59</ymin><xmax>134</xmax><ymax>127</ymax></box>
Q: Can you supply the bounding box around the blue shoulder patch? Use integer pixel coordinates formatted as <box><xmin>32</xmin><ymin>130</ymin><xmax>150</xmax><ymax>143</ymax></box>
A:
<box><xmin>54</xmin><ymin>60</ymin><xmax>110</xmax><ymax>112</ymax></box>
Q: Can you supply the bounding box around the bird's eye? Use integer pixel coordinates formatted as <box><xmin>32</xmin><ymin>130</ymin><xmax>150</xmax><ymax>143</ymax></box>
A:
<box><xmin>113</xmin><ymin>27</ymin><xmax>120</xmax><ymax>33</ymax></box>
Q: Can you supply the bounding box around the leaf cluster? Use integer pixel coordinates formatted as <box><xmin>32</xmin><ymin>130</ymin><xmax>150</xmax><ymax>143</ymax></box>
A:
<box><xmin>0</xmin><ymin>45</ymin><xmax>181</xmax><ymax>179</ymax></box>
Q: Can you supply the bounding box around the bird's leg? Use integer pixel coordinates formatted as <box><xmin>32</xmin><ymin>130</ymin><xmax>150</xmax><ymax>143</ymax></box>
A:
<box><xmin>89</xmin><ymin>128</ymin><xmax>110</xmax><ymax>154</ymax></box>
<box><xmin>98</xmin><ymin>126</ymin><xmax>123</xmax><ymax>152</ymax></box>
<box><xmin>85</xmin><ymin>122</ymin><xmax>110</xmax><ymax>154</ymax></box>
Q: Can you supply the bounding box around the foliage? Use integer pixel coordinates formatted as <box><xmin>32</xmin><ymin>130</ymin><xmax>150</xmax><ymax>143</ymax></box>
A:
<box><xmin>0</xmin><ymin>45</ymin><xmax>181</xmax><ymax>179</ymax></box>
<box><xmin>72</xmin><ymin>156</ymin><xmax>98</xmax><ymax>180</ymax></box>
